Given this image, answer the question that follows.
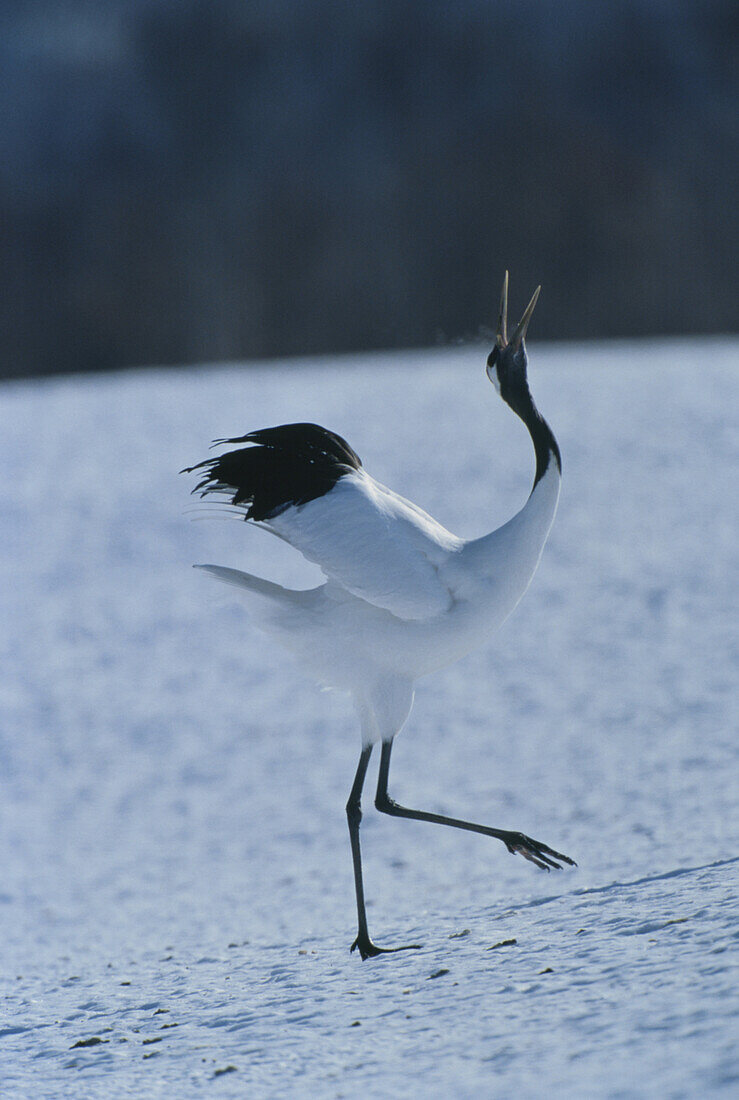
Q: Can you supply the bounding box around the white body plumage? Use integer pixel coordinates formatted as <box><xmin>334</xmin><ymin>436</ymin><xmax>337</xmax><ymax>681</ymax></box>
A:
<box><xmin>198</xmin><ymin>459</ymin><xmax>559</xmax><ymax>743</ymax></box>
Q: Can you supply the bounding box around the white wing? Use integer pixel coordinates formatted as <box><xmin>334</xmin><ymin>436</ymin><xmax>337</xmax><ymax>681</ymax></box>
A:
<box><xmin>262</xmin><ymin>469</ymin><xmax>463</xmax><ymax>620</ymax></box>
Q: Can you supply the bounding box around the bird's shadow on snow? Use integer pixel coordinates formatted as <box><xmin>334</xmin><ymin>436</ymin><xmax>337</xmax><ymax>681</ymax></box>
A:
<box><xmin>491</xmin><ymin>855</ymin><xmax>738</xmax><ymax>915</ymax></box>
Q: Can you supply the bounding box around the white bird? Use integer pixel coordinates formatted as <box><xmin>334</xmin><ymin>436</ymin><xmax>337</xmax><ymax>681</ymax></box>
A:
<box><xmin>184</xmin><ymin>274</ymin><xmax>575</xmax><ymax>959</ymax></box>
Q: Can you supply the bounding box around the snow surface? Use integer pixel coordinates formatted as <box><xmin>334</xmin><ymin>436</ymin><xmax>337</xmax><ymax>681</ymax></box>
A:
<box><xmin>1</xmin><ymin>339</ymin><xmax>737</xmax><ymax>1098</ymax></box>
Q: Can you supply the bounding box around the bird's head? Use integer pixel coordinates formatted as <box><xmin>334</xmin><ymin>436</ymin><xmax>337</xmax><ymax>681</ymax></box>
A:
<box><xmin>486</xmin><ymin>272</ymin><xmax>541</xmax><ymax>407</ymax></box>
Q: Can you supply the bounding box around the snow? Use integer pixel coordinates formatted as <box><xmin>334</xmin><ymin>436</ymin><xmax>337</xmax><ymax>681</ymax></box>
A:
<box><xmin>1</xmin><ymin>339</ymin><xmax>737</xmax><ymax>1098</ymax></box>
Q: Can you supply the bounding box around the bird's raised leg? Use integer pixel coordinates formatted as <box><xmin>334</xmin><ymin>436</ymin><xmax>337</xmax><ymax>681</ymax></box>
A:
<box><xmin>375</xmin><ymin>740</ymin><xmax>576</xmax><ymax>871</ymax></box>
<box><xmin>347</xmin><ymin>744</ymin><xmax>422</xmax><ymax>960</ymax></box>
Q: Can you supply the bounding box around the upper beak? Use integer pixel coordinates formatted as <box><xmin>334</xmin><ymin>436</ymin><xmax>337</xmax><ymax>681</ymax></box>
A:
<box><xmin>509</xmin><ymin>285</ymin><xmax>541</xmax><ymax>350</ymax></box>
<box><xmin>496</xmin><ymin>271</ymin><xmax>509</xmax><ymax>348</ymax></box>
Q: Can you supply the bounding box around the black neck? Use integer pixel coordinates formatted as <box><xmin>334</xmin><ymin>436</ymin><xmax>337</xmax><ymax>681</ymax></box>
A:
<box><xmin>504</xmin><ymin>384</ymin><xmax>561</xmax><ymax>489</ymax></box>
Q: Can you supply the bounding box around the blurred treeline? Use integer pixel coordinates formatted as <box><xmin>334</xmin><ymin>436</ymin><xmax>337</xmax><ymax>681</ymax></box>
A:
<box><xmin>1</xmin><ymin>0</ymin><xmax>736</xmax><ymax>379</ymax></box>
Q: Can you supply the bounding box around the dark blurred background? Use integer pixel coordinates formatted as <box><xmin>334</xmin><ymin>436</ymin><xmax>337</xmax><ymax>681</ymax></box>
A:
<box><xmin>1</xmin><ymin>0</ymin><xmax>736</xmax><ymax>379</ymax></box>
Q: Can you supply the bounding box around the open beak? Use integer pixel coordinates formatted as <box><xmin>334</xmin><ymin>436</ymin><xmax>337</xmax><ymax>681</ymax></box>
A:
<box><xmin>496</xmin><ymin>273</ymin><xmax>541</xmax><ymax>350</ymax></box>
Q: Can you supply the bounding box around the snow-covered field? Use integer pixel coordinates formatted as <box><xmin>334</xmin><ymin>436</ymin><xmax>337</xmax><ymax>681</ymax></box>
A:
<box><xmin>1</xmin><ymin>339</ymin><xmax>737</xmax><ymax>1098</ymax></box>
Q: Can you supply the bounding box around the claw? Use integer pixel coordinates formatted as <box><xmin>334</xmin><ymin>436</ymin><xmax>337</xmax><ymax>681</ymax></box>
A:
<box><xmin>504</xmin><ymin>831</ymin><xmax>577</xmax><ymax>871</ymax></box>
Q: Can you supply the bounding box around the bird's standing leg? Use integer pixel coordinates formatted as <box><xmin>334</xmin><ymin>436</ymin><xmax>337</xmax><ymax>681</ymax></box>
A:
<box><xmin>347</xmin><ymin>744</ymin><xmax>422</xmax><ymax>960</ymax></box>
<box><xmin>375</xmin><ymin>740</ymin><xmax>576</xmax><ymax>870</ymax></box>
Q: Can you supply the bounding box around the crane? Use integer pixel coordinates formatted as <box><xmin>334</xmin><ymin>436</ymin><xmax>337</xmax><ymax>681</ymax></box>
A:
<box><xmin>184</xmin><ymin>274</ymin><xmax>575</xmax><ymax>960</ymax></box>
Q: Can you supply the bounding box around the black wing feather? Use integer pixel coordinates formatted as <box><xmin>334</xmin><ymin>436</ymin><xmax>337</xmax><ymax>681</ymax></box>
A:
<box><xmin>183</xmin><ymin>422</ymin><xmax>362</xmax><ymax>522</ymax></box>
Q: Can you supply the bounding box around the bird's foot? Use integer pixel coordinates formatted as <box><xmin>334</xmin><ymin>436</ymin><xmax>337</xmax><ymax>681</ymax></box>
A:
<box><xmin>501</xmin><ymin>830</ymin><xmax>577</xmax><ymax>871</ymax></box>
<box><xmin>350</xmin><ymin>932</ymin><xmax>422</xmax><ymax>961</ymax></box>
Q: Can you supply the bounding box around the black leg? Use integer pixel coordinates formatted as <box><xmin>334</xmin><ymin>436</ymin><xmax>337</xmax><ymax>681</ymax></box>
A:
<box><xmin>375</xmin><ymin>740</ymin><xmax>576</xmax><ymax>871</ymax></box>
<box><xmin>346</xmin><ymin>744</ymin><xmax>422</xmax><ymax>960</ymax></box>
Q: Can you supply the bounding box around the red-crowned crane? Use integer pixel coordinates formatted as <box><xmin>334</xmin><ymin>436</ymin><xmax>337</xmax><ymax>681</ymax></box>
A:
<box><xmin>184</xmin><ymin>274</ymin><xmax>575</xmax><ymax>960</ymax></box>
